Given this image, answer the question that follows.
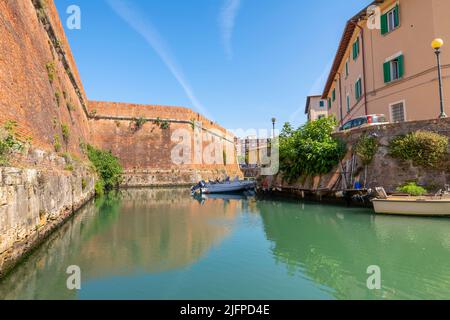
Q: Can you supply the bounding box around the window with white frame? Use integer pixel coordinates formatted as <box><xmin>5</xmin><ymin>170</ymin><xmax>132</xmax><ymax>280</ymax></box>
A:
<box><xmin>387</xmin><ymin>6</ymin><xmax>399</xmax><ymax>32</ymax></box>
<box><xmin>384</xmin><ymin>54</ymin><xmax>404</xmax><ymax>83</ymax></box>
<box><xmin>381</xmin><ymin>4</ymin><xmax>400</xmax><ymax>35</ymax></box>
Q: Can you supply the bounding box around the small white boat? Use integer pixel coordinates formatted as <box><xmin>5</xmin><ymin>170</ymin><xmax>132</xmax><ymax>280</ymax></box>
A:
<box><xmin>372</xmin><ymin>187</ymin><xmax>450</xmax><ymax>217</ymax></box>
<box><xmin>191</xmin><ymin>178</ymin><xmax>256</xmax><ymax>195</ymax></box>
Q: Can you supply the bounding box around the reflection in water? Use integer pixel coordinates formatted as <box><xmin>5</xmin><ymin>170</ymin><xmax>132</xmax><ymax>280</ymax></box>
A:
<box><xmin>1</xmin><ymin>190</ymin><xmax>450</xmax><ymax>299</ymax></box>
<box><xmin>0</xmin><ymin>189</ymin><xmax>243</xmax><ymax>300</ymax></box>
<box><xmin>258</xmin><ymin>200</ymin><xmax>450</xmax><ymax>299</ymax></box>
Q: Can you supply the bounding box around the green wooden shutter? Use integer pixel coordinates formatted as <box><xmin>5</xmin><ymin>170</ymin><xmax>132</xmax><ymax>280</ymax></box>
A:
<box><xmin>398</xmin><ymin>54</ymin><xmax>404</xmax><ymax>78</ymax></box>
<box><xmin>383</xmin><ymin>61</ymin><xmax>391</xmax><ymax>83</ymax></box>
<box><xmin>353</xmin><ymin>38</ymin><xmax>359</xmax><ymax>60</ymax></box>
<box><xmin>328</xmin><ymin>98</ymin><xmax>331</xmax><ymax>109</ymax></box>
<box><xmin>394</xmin><ymin>4</ymin><xmax>400</xmax><ymax>28</ymax></box>
<box><xmin>332</xmin><ymin>89</ymin><xmax>336</xmax><ymax>101</ymax></box>
<box><xmin>355</xmin><ymin>81</ymin><xmax>359</xmax><ymax>100</ymax></box>
<box><xmin>381</xmin><ymin>13</ymin><xmax>388</xmax><ymax>35</ymax></box>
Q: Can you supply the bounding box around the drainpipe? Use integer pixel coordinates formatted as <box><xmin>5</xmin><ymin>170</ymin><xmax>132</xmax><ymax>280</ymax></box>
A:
<box><xmin>350</xmin><ymin>20</ymin><xmax>369</xmax><ymax>116</ymax></box>
<box><xmin>337</xmin><ymin>72</ymin><xmax>344</xmax><ymax>125</ymax></box>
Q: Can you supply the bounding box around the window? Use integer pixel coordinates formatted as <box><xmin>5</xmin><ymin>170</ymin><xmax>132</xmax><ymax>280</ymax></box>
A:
<box><xmin>332</xmin><ymin>89</ymin><xmax>336</xmax><ymax>102</ymax></box>
<box><xmin>345</xmin><ymin>59</ymin><xmax>349</xmax><ymax>77</ymax></box>
<box><xmin>355</xmin><ymin>78</ymin><xmax>362</xmax><ymax>101</ymax></box>
<box><xmin>319</xmin><ymin>100</ymin><xmax>325</xmax><ymax>108</ymax></box>
<box><xmin>390</xmin><ymin>102</ymin><xmax>405</xmax><ymax>122</ymax></box>
<box><xmin>346</xmin><ymin>95</ymin><xmax>350</xmax><ymax>113</ymax></box>
<box><xmin>384</xmin><ymin>55</ymin><xmax>404</xmax><ymax>83</ymax></box>
<box><xmin>328</xmin><ymin>98</ymin><xmax>332</xmax><ymax>109</ymax></box>
<box><xmin>381</xmin><ymin>5</ymin><xmax>400</xmax><ymax>35</ymax></box>
<box><xmin>352</xmin><ymin>37</ymin><xmax>360</xmax><ymax>60</ymax></box>
<box><xmin>341</xmin><ymin>120</ymin><xmax>353</xmax><ymax>131</ymax></box>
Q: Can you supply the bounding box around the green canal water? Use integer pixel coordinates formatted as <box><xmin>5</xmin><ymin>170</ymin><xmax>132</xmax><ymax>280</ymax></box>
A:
<box><xmin>1</xmin><ymin>188</ymin><xmax>450</xmax><ymax>300</ymax></box>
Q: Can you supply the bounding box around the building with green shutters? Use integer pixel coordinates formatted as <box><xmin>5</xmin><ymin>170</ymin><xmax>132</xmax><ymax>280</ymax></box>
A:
<box><xmin>320</xmin><ymin>0</ymin><xmax>450</xmax><ymax>125</ymax></box>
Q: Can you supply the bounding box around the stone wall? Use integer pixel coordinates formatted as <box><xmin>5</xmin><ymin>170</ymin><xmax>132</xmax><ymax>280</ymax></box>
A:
<box><xmin>0</xmin><ymin>149</ymin><xmax>95</xmax><ymax>278</ymax></box>
<box><xmin>272</xmin><ymin>118</ymin><xmax>450</xmax><ymax>193</ymax></box>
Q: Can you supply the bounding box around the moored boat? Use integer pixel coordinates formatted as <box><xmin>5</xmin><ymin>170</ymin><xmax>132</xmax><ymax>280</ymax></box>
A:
<box><xmin>371</xmin><ymin>187</ymin><xmax>450</xmax><ymax>217</ymax></box>
<box><xmin>191</xmin><ymin>178</ymin><xmax>256</xmax><ymax>195</ymax></box>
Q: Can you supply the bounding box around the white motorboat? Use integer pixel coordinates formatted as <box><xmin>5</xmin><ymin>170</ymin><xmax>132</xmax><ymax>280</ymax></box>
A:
<box><xmin>372</xmin><ymin>187</ymin><xmax>450</xmax><ymax>217</ymax></box>
<box><xmin>191</xmin><ymin>178</ymin><xmax>256</xmax><ymax>194</ymax></box>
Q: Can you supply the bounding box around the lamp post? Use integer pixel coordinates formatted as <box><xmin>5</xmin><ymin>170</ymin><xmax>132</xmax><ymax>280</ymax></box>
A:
<box><xmin>271</xmin><ymin>117</ymin><xmax>276</xmax><ymax>139</ymax></box>
<box><xmin>432</xmin><ymin>38</ymin><xmax>447</xmax><ymax>119</ymax></box>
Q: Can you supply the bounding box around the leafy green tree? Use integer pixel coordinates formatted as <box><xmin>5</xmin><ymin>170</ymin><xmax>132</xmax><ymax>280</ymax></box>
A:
<box><xmin>279</xmin><ymin>117</ymin><xmax>346</xmax><ymax>182</ymax></box>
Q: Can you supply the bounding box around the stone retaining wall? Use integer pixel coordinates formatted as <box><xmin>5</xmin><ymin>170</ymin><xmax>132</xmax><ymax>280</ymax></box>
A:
<box><xmin>271</xmin><ymin>118</ymin><xmax>450</xmax><ymax>193</ymax></box>
<box><xmin>0</xmin><ymin>150</ymin><xmax>95</xmax><ymax>278</ymax></box>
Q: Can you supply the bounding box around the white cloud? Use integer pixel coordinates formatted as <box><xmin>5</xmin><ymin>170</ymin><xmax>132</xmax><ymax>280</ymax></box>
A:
<box><xmin>219</xmin><ymin>0</ymin><xmax>241</xmax><ymax>60</ymax></box>
<box><xmin>106</xmin><ymin>0</ymin><xmax>212</xmax><ymax>119</ymax></box>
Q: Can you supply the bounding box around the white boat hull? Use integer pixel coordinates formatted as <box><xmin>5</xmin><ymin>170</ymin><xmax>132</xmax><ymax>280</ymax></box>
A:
<box><xmin>372</xmin><ymin>197</ymin><xmax>450</xmax><ymax>216</ymax></box>
<box><xmin>202</xmin><ymin>181</ymin><xmax>256</xmax><ymax>194</ymax></box>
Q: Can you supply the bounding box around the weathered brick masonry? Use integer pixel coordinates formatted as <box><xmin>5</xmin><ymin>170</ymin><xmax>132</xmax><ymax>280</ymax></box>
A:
<box><xmin>89</xmin><ymin>101</ymin><xmax>242</xmax><ymax>186</ymax></box>
<box><xmin>0</xmin><ymin>0</ymin><xmax>241</xmax><ymax>183</ymax></box>
<box><xmin>0</xmin><ymin>0</ymin><xmax>91</xmax><ymax>155</ymax></box>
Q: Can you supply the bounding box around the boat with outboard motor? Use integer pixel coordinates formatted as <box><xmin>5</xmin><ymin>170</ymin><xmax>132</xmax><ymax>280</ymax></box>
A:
<box><xmin>191</xmin><ymin>177</ymin><xmax>256</xmax><ymax>195</ymax></box>
<box><xmin>371</xmin><ymin>186</ymin><xmax>450</xmax><ymax>216</ymax></box>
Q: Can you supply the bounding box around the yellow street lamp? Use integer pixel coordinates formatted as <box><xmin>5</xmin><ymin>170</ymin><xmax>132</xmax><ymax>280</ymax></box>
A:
<box><xmin>432</xmin><ymin>38</ymin><xmax>444</xmax><ymax>50</ymax></box>
<box><xmin>431</xmin><ymin>38</ymin><xmax>447</xmax><ymax>118</ymax></box>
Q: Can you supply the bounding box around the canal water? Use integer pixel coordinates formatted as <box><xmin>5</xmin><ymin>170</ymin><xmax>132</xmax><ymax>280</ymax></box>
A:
<box><xmin>1</xmin><ymin>188</ymin><xmax>450</xmax><ymax>300</ymax></box>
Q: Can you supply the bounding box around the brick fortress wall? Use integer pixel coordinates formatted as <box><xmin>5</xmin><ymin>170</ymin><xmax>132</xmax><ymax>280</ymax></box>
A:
<box><xmin>0</xmin><ymin>0</ymin><xmax>91</xmax><ymax>157</ymax></box>
<box><xmin>0</xmin><ymin>0</ymin><xmax>242</xmax><ymax>186</ymax></box>
<box><xmin>89</xmin><ymin>101</ymin><xmax>242</xmax><ymax>186</ymax></box>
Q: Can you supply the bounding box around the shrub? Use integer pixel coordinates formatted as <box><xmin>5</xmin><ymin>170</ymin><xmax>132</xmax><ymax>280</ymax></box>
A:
<box><xmin>279</xmin><ymin>117</ymin><xmax>347</xmax><ymax>182</ymax></box>
<box><xmin>55</xmin><ymin>91</ymin><xmax>61</xmax><ymax>106</ymax></box>
<box><xmin>87</xmin><ymin>144</ymin><xmax>123</xmax><ymax>193</ymax></box>
<box><xmin>61</xmin><ymin>123</ymin><xmax>70</xmax><ymax>144</ymax></box>
<box><xmin>53</xmin><ymin>134</ymin><xmax>61</xmax><ymax>152</ymax></box>
<box><xmin>160</xmin><ymin>120</ymin><xmax>170</xmax><ymax>130</ymax></box>
<box><xmin>0</xmin><ymin>121</ymin><xmax>24</xmax><ymax>165</ymax></box>
<box><xmin>134</xmin><ymin>117</ymin><xmax>147</xmax><ymax>130</ymax></box>
<box><xmin>153</xmin><ymin>117</ymin><xmax>161</xmax><ymax>126</ymax></box>
<box><xmin>64</xmin><ymin>164</ymin><xmax>74</xmax><ymax>171</ymax></box>
<box><xmin>397</xmin><ymin>182</ymin><xmax>427</xmax><ymax>196</ymax></box>
<box><xmin>389</xmin><ymin>130</ymin><xmax>448</xmax><ymax>168</ymax></box>
<box><xmin>94</xmin><ymin>180</ymin><xmax>105</xmax><ymax>197</ymax></box>
<box><xmin>46</xmin><ymin>62</ymin><xmax>56</xmax><ymax>83</ymax></box>
<box><xmin>355</xmin><ymin>134</ymin><xmax>378</xmax><ymax>165</ymax></box>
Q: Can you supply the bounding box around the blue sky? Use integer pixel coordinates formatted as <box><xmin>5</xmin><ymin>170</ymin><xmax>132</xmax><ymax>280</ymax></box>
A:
<box><xmin>56</xmin><ymin>0</ymin><xmax>371</xmax><ymax>131</ymax></box>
